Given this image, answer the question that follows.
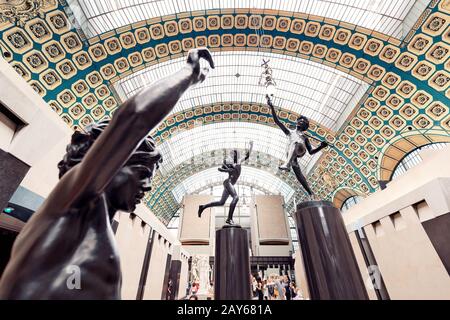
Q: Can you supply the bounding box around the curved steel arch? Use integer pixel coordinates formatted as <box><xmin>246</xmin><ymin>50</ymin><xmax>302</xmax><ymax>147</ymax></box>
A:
<box><xmin>34</xmin><ymin>8</ymin><xmax>414</xmax><ymax>131</ymax></box>
<box><xmin>156</xmin><ymin>122</ymin><xmax>315</xmax><ymax>175</ymax></box>
<box><xmin>331</xmin><ymin>187</ymin><xmax>367</xmax><ymax>209</ymax></box>
<box><xmin>173</xmin><ymin>166</ymin><xmax>295</xmax><ymax>202</ymax></box>
<box><xmin>150</xmin><ymin>102</ymin><xmax>335</xmax><ymax>144</ymax></box>
<box><xmin>114</xmin><ymin>51</ymin><xmax>369</xmax><ymax>130</ymax></box>
<box><xmin>145</xmin><ymin>106</ymin><xmax>378</xmax><ymax>220</ymax></box>
<box><xmin>376</xmin><ymin>130</ymin><xmax>450</xmax><ymax>181</ymax></box>
<box><xmin>148</xmin><ymin>147</ymin><xmax>305</xmax><ymax>202</ymax></box>
<box><xmin>145</xmin><ymin>113</ymin><xmax>344</xmax><ymax>220</ymax></box>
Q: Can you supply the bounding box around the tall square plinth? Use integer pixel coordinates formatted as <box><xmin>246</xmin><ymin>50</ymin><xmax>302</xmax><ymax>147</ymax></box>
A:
<box><xmin>295</xmin><ymin>201</ymin><xmax>368</xmax><ymax>300</ymax></box>
<box><xmin>214</xmin><ymin>225</ymin><xmax>251</xmax><ymax>300</ymax></box>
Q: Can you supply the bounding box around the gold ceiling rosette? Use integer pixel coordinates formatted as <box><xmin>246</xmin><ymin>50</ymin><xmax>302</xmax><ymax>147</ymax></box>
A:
<box><xmin>0</xmin><ymin>0</ymin><xmax>56</xmax><ymax>26</ymax></box>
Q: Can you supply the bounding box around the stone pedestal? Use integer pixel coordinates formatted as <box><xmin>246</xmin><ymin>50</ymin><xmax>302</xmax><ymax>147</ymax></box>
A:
<box><xmin>214</xmin><ymin>225</ymin><xmax>251</xmax><ymax>300</ymax></box>
<box><xmin>295</xmin><ymin>201</ymin><xmax>368</xmax><ymax>300</ymax></box>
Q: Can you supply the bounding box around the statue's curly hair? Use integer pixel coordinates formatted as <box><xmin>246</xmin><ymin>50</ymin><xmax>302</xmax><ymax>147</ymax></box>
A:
<box><xmin>57</xmin><ymin>119</ymin><xmax>162</xmax><ymax>179</ymax></box>
<box><xmin>296</xmin><ymin>115</ymin><xmax>310</xmax><ymax>129</ymax></box>
<box><xmin>296</xmin><ymin>115</ymin><xmax>309</xmax><ymax>125</ymax></box>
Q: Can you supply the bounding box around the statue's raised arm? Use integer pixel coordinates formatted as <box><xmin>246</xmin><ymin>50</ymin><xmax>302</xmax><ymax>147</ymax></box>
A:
<box><xmin>238</xmin><ymin>141</ymin><xmax>253</xmax><ymax>164</ymax></box>
<box><xmin>266</xmin><ymin>95</ymin><xmax>290</xmax><ymax>136</ymax></box>
<box><xmin>51</xmin><ymin>48</ymin><xmax>215</xmax><ymax>213</ymax></box>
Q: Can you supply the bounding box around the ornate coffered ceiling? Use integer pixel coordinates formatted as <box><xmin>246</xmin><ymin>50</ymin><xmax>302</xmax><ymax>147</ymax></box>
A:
<box><xmin>1</xmin><ymin>0</ymin><xmax>450</xmax><ymax>223</ymax></box>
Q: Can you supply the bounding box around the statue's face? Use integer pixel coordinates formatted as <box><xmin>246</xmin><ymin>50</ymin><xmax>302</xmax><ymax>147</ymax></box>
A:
<box><xmin>296</xmin><ymin>117</ymin><xmax>309</xmax><ymax>131</ymax></box>
<box><xmin>105</xmin><ymin>164</ymin><xmax>155</xmax><ymax>212</ymax></box>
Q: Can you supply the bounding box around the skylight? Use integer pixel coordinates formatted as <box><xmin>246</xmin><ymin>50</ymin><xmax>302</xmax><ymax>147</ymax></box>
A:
<box><xmin>67</xmin><ymin>0</ymin><xmax>425</xmax><ymax>40</ymax></box>
<box><xmin>172</xmin><ymin>166</ymin><xmax>295</xmax><ymax>203</ymax></box>
<box><xmin>115</xmin><ymin>51</ymin><xmax>369</xmax><ymax>131</ymax></box>
<box><xmin>156</xmin><ymin>121</ymin><xmax>318</xmax><ymax>175</ymax></box>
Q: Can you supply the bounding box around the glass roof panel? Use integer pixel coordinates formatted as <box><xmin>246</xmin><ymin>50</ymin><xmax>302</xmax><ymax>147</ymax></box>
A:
<box><xmin>157</xmin><ymin>122</ymin><xmax>317</xmax><ymax>175</ymax></box>
<box><xmin>115</xmin><ymin>51</ymin><xmax>369</xmax><ymax>131</ymax></box>
<box><xmin>68</xmin><ymin>0</ymin><xmax>422</xmax><ymax>39</ymax></box>
<box><xmin>172</xmin><ymin>166</ymin><xmax>294</xmax><ymax>203</ymax></box>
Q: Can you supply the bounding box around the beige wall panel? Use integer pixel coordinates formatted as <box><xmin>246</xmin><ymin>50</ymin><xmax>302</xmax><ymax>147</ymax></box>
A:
<box><xmin>258</xmin><ymin>245</ymin><xmax>292</xmax><ymax>256</ymax></box>
<box><xmin>180</xmin><ymin>195</ymin><xmax>213</xmax><ymax>244</ymax></box>
<box><xmin>348</xmin><ymin>231</ymin><xmax>378</xmax><ymax>300</ymax></box>
<box><xmin>181</xmin><ymin>244</ymin><xmax>213</xmax><ymax>256</ymax></box>
<box><xmin>115</xmin><ymin>212</ymin><xmax>150</xmax><ymax>300</ymax></box>
<box><xmin>364</xmin><ymin>206</ymin><xmax>450</xmax><ymax>299</ymax></box>
<box><xmin>19</xmin><ymin>135</ymin><xmax>68</xmax><ymax>197</ymax></box>
<box><xmin>178</xmin><ymin>254</ymin><xmax>190</xmax><ymax>299</ymax></box>
<box><xmin>345</xmin><ymin>146</ymin><xmax>450</xmax><ymax>232</ymax></box>
<box><xmin>0</xmin><ymin>57</ymin><xmax>72</xmax><ymax>166</ymax></box>
<box><xmin>415</xmin><ymin>200</ymin><xmax>436</xmax><ymax>222</ymax></box>
<box><xmin>344</xmin><ymin>147</ymin><xmax>450</xmax><ymax>300</ymax></box>
<box><xmin>171</xmin><ymin>245</ymin><xmax>191</xmax><ymax>299</ymax></box>
<box><xmin>0</xmin><ymin>56</ymin><xmax>72</xmax><ymax>197</ymax></box>
<box><xmin>134</xmin><ymin>204</ymin><xmax>178</xmax><ymax>244</ymax></box>
<box><xmin>143</xmin><ymin>235</ymin><xmax>170</xmax><ymax>300</ymax></box>
<box><xmin>254</xmin><ymin>195</ymin><xmax>289</xmax><ymax>244</ymax></box>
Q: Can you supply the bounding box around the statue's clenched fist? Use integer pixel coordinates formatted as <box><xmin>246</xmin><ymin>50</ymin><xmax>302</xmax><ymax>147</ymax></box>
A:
<box><xmin>186</xmin><ymin>48</ymin><xmax>215</xmax><ymax>84</ymax></box>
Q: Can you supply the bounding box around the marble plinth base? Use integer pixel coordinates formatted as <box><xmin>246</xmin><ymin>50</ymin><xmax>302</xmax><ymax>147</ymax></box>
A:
<box><xmin>214</xmin><ymin>225</ymin><xmax>251</xmax><ymax>300</ymax></box>
<box><xmin>295</xmin><ymin>201</ymin><xmax>368</xmax><ymax>300</ymax></box>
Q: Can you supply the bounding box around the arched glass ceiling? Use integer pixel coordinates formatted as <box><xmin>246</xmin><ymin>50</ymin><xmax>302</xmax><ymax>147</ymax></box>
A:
<box><xmin>172</xmin><ymin>166</ymin><xmax>294</xmax><ymax>203</ymax></box>
<box><xmin>68</xmin><ymin>0</ymin><xmax>424</xmax><ymax>40</ymax></box>
<box><xmin>157</xmin><ymin>122</ymin><xmax>316</xmax><ymax>175</ymax></box>
<box><xmin>114</xmin><ymin>51</ymin><xmax>369</xmax><ymax>130</ymax></box>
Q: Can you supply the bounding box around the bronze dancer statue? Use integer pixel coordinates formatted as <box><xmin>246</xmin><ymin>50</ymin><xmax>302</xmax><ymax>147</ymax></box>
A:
<box><xmin>0</xmin><ymin>48</ymin><xmax>214</xmax><ymax>299</ymax></box>
<box><xmin>266</xmin><ymin>95</ymin><xmax>328</xmax><ymax>198</ymax></box>
<box><xmin>198</xmin><ymin>142</ymin><xmax>253</xmax><ymax>225</ymax></box>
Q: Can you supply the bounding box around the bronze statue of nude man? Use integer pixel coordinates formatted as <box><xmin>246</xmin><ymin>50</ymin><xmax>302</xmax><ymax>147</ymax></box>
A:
<box><xmin>0</xmin><ymin>48</ymin><xmax>214</xmax><ymax>299</ymax></box>
<box><xmin>266</xmin><ymin>95</ymin><xmax>328</xmax><ymax>198</ymax></box>
<box><xmin>198</xmin><ymin>141</ymin><xmax>253</xmax><ymax>225</ymax></box>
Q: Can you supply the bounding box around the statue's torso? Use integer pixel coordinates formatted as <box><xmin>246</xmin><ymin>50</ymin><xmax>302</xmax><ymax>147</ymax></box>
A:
<box><xmin>0</xmin><ymin>194</ymin><xmax>121</xmax><ymax>300</ymax></box>
<box><xmin>227</xmin><ymin>164</ymin><xmax>241</xmax><ymax>184</ymax></box>
<box><xmin>288</xmin><ymin>130</ymin><xmax>307</xmax><ymax>157</ymax></box>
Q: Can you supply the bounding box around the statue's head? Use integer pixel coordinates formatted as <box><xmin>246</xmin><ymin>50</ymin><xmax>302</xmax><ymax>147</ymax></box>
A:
<box><xmin>58</xmin><ymin>120</ymin><xmax>162</xmax><ymax>213</ymax></box>
<box><xmin>296</xmin><ymin>115</ymin><xmax>309</xmax><ymax>132</ymax></box>
<box><xmin>227</xmin><ymin>149</ymin><xmax>239</xmax><ymax>164</ymax></box>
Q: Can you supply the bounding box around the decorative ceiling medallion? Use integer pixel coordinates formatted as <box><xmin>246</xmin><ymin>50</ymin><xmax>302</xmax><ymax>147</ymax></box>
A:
<box><xmin>0</xmin><ymin>0</ymin><xmax>56</xmax><ymax>26</ymax></box>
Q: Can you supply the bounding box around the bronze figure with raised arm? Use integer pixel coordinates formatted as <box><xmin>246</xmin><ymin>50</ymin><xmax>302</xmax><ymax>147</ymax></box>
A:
<box><xmin>198</xmin><ymin>141</ymin><xmax>254</xmax><ymax>225</ymax></box>
<box><xmin>0</xmin><ymin>48</ymin><xmax>214</xmax><ymax>300</ymax></box>
<box><xmin>266</xmin><ymin>95</ymin><xmax>328</xmax><ymax>198</ymax></box>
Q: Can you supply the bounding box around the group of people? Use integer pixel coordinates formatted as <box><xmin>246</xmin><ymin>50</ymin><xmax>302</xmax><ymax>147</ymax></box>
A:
<box><xmin>252</xmin><ymin>274</ymin><xmax>306</xmax><ymax>300</ymax></box>
<box><xmin>186</xmin><ymin>280</ymin><xmax>214</xmax><ymax>297</ymax></box>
